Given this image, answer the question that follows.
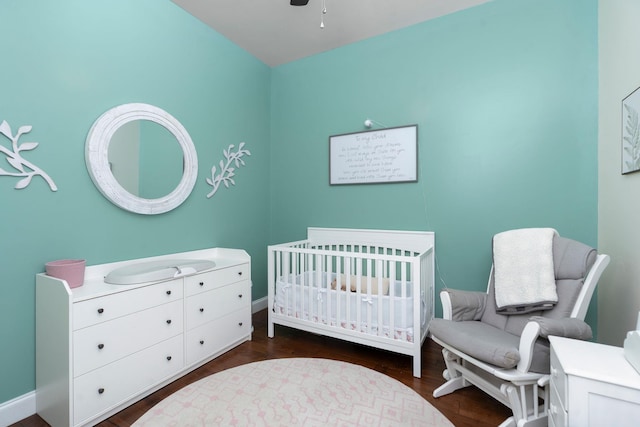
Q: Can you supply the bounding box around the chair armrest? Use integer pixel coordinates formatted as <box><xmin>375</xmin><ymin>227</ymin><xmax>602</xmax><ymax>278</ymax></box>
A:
<box><xmin>440</xmin><ymin>289</ymin><xmax>487</xmax><ymax>321</ymax></box>
<box><xmin>516</xmin><ymin>318</ymin><xmax>593</xmax><ymax>373</ymax></box>
<box><xmin>517</xmin><ymin>321</ymin><xmax>542</xmax><ymax>373</ymax></box>
<box><xmin>528</xmin><ymin>316</ymin><xmax>593</xmax><ymax>340</ymax></box>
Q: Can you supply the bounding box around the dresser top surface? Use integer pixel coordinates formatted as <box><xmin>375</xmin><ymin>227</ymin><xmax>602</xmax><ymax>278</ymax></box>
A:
<box><xmin>550</xmin><ymin>336</ymin><xmax>640</xmax><ymax>390</ymax></box>
<box><xmin>37</xmin><ymin>247</ymin><xmax>250</xmax><ymax>302</ymax></box>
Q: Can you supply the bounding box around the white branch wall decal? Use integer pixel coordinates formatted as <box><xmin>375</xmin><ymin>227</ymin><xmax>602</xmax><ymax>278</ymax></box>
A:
<box><xmin>0</xmin><ymin>120</ymin><xmax>57</xmax><ymax>191</ymax></box>
<box><xmin>206</xmin><ymin>142</ymin><xmax>251</xmax><ymax>198</ymax></box>
<box><xmin>623</xmin><ymin>104</ymin><xmax>640</xmax><ymax>173</ymax></box>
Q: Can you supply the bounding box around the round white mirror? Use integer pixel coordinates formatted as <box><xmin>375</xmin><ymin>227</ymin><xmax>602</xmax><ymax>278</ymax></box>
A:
<box><xmin>85</xmin><ymin>103</ymin><xmax>198</xmax><ymax>214</ymax></box>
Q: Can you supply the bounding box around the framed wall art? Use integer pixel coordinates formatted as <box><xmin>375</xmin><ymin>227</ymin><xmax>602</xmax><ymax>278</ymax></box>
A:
<box><xmin>622</xmin><ymin>86</ymin><xmax>640</xmax><ymax>174</ymax></box>
<box><xmin>329</xmin><ymin>124</ymin><xmax>418</xmax><ymax>185</ymax></box>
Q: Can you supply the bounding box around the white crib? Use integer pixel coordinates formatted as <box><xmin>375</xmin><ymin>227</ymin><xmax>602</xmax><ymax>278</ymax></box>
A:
<box><xmin>268</xmin><ymin>227</ymin><xmax>435</xmax><ymax>378</ymax></box>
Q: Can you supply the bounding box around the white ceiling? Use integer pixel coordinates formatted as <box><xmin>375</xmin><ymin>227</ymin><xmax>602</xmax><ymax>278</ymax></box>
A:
<box><xmin>172</xmin><ymin>0</ymin><xmax>492</xmax><ymax>67</ymax></box>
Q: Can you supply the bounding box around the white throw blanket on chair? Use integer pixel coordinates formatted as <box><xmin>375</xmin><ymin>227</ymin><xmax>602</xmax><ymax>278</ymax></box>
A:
<box><xmin>493</xmin><ymin>228</ymin><xmax>558</xmax><ymax>313</ymax></box>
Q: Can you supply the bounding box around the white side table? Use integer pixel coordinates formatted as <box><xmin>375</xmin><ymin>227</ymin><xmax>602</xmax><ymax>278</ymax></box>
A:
<box><xmin>549</xmin><ymin>336</ymin><xmax>640</xmax><ymax>427</ymax></box>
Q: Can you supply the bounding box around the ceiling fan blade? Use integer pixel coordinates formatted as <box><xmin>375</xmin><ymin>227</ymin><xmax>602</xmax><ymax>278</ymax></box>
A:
<box><xmin>290</xmin><ymin>0</ymin><xmax>310</xmax><ymax>5</ymax></box>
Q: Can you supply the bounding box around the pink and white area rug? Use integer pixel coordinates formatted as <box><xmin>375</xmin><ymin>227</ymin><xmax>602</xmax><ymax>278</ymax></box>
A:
<box><xmin>133</xmin><ymin>358</ymin><xmax>454</xmax><ymax>426</ymax></box>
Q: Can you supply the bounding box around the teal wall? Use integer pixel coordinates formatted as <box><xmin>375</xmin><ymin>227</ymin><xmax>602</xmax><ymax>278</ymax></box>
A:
<box><xmin>270</xmin><ymin>0</ymin><xmax>598</xmax><ymax>319</ymax></box>
<box><xmin>0</xmin><ymin>0</ymin><xmax>271</xmax><ymax>403</ymax></box>
<box><xmin>0</xmin><ymin>0</ymin><xmax>599</xmax><ymax>409</ymax></box>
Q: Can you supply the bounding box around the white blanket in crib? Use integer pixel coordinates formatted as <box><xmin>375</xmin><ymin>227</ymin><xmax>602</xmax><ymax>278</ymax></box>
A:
<box><xmin>493</xmin><ymin>228</ymin><xmax>558</xmax><ymax>312</ymax></box>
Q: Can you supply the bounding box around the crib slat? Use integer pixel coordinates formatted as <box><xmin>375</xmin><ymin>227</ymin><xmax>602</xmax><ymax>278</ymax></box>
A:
<box><xmin>315</xmin><ymin>253</ymin><xmax>322</xmax><ymax>322</ymax></box>
<box><xmin>286</xmin><ymin>251</ymin><xmax>293</xmax><ymax>313</ymax></box>
<box><xmin>354</xmin><ymin>257</ymin><xmax>364</xmax><ymax>332</ymax></box>
<box><xmin>389</xmin><ymin>261</ymin><xmax>396</xmax><ymax>340</ymax></box>
<box><xmin>324</xmin><ymin>251</ymin><xmax>330</xmax><ymax>322</ymax></box>
<box><xmin>291</xmin><ymin>252</ymin><xmax>310</xmax><ymax>318</ymax></box>
<box><xmin>276</xmin><ymin>250</ymin><xmax>281</xmax><ymax>287</ymax></box>
<box><xmin>367</xmin><ymin>258</ymin><xmax>372</xmax><ymax>334</ymax></box>
<box><xmin>403</xmin><ymin>260</ymin><xmax>409</xmax><ymax>342</ymax></box>
<box><xmin>335</xmin><ymin>256</ymin><xmax>345</xmax><ymax>328</ymax></box>
<box><xmin>293</xmin><ymin>251</ymin><xmax>298</xmax><ymax>312</ymax></box>
<box><xmin>325</xmin><ymin>257</ymin><xmax>338</xmax><ymax>325</ymax></box>
<box><xmin>344</xmin><ymin>258</ymin><xmax>352</xmax><ymax>330</ymax></box>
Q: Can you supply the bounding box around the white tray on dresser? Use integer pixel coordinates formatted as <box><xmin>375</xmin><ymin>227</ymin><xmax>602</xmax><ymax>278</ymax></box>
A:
<box><xmin>36</xmin><ymin>248</ymin><xmax>251</xmax><ymax>427</ymax></box>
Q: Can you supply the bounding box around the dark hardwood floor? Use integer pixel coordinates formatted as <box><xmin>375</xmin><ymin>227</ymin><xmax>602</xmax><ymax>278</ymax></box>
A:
<box><xmin>14</xmin><ymin>309</ymin><xmax>510</xmax><ymax>426</ymax></box>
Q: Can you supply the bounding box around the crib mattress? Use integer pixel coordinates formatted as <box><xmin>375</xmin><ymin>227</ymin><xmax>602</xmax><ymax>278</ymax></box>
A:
<box><xmin>274</xmin><ymin>271</ymin><xmax>425</xmax><ymax>342</ymax></box>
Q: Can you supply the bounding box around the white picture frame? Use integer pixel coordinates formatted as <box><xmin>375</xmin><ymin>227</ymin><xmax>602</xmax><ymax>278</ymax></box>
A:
<box><xmin>329</xmin><ymin>125</ymin><xmax>418</xmax><ymax>185</ymax></box>
<box><xmin>622</xmin><ymin>87</ymin><xmax>640</xmax><ymax>174</ymax></box>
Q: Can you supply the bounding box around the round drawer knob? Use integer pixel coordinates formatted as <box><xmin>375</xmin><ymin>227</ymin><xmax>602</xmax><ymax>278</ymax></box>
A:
<box><xmin>166</xmin><ymin>356</ymin><xmax>172</xmax><ymax>361</ymax></box>
<box><xmin>238</xmin><ymin>271</ymin><xmax>243</xmax><ymax>276</ymax></box>
<box><xmin>97</xmin><ymin>343</ymin><xmax>104</xmax><ymax>350</ymax></box>
<box><xmin>199</xmin><ymin>340</ymin><xmax>204</xmax><ymax>345</ymax></box>
<box><xmin>166</xmin><ymin>290</ymin><xmax>172</xmax><ymax>295</ymax></box>
<box><xmin>199</xmin><ymin>281</ymin><xmax>204</xmax><ymax>287</ymax></box>
<box><xmin>97</xmin><ymin>308</ymin><xmax>104</xmax><ymax>314</ymax></box>
<box><xmin>199</xmin><ymin>308</ymin><xmax>204</xmax><ymax>312</ymax></box>
<box><xmin>98</xmin><ymin>388</ymin><xmax>105</xmax><ymax>394</ymax></box>
<box><xmin>238</xmin><ymin>322</ymin><xmax>243</xmax><ymax>327</ymax></box>
<box><xmin>238</xmin><ymin>294</ymin><xmax>243</xmax><ymax>299</ymax></box>
<box><xmin>166</xmin><ymin>319</ymin><xmax>172</xmax><ymax>324</ymax></box>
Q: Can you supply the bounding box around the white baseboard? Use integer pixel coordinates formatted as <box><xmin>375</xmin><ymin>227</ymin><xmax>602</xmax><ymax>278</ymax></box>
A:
<box><xmin>252</xmin><ymin>296</ymin><xmax>267</xmax><ymax>313</ymax></box>
<box><xmin>0</xmin><ymin>390</ymin><xmax>35</xmax><ymax>427</ymax></box>
<box><xmin>1</xmin><ymin>299</ymin><xmax>268</xmax><ymax>426</ymax></box>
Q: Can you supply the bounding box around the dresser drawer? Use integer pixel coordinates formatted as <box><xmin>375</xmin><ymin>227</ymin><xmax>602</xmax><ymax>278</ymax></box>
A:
<box><xmin>185</xmin><ymin>280</ymin><xmax>250</xmax><ymax>329</ymax></box>
<box><xmin>73</xmin><ymin>334</ymin><xmax>183</xmax><ymax>425</ymax></box>
<box><xmin>549</xmin><ymin>380</ymin><xmax>567</xmax><ymax>427</ymax></box>
<box><xmin>73</xmin><ymin>300</ymin><xmax>183</xmax><ymax>377</ymax></box>
<box><xmin>185</xmin><ymin>307</ymin><xmax>251</xmax><ymax>366</ymax></box>
<box><xmin>185</xmin><ymin>264</ymin><xmax>249</xmax><ymax>296</ymax></box>
<box><xmin>550</xmin><ymin>347</ymin><xmax>567</xmax><ymax>409</ymax></box>
<box><xmin>73</xmin><ymin>279</ymin><xmax>183</xmax><ymax>330</ymax></box>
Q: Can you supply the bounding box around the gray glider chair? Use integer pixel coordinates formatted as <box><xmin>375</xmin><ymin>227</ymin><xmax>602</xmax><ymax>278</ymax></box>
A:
<box><xmin>429</xmin><ymin>230</ymin><xmax>610</xmax><ymax>427</ymax></box>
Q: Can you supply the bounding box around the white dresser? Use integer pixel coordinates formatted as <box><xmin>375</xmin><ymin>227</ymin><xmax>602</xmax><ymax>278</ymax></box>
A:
<box><xmin>36</xmin><ymin>248</ymin><xmax>251</xmax><ymax>427</ymax></box>
<box><xmin>549</xmin><ymin>336</ymin><xmax>640</xmax><ymax>427</ymax></box>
